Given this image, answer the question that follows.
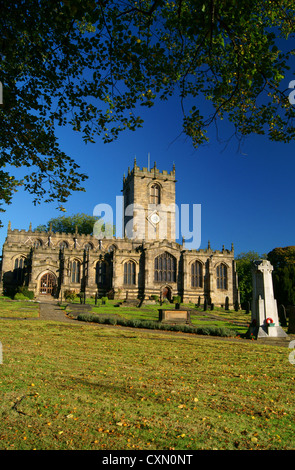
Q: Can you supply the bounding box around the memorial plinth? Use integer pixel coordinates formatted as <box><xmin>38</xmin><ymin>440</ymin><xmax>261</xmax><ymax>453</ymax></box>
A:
<box><xmin>250</xmin><ymin>260</ymin><xmax>288</xmax><ymax>339</ymax></box>
<box><xmin>159</xmin><ymin>309</ymin><xmax>190</xmax><ymax>324</ymax></box>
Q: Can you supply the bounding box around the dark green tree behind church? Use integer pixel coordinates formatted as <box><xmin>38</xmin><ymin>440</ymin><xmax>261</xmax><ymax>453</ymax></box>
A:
<box><xmin>35</xmin><ymin>214</ymin><xmax>99</xmax><ymax>235</ymax></box>
<box><xmin>267</xmin><ymin>246</ymin><xmax>295</xmax><ymax>306</ymax></box>
<box><xmin>235</xmin><ymin>251</ymin><xmax>265</xmax><ymax>305</ymax></box>
<box><xmin>35</xmin><ymin>213</ymin><xmax>115</xmax><ymax>236</ymax></box>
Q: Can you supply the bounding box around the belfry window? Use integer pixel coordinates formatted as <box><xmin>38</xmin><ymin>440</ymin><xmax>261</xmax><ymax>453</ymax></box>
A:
<box><xmin>216</xmin><ymin>263</ymin><xmax>227</xmax><ymax>289</ymax></box>
<box><xmin>124</xmin><ymin>261</ymin><xmax>136</xmax><ymax>285</ymax></box>
<box><xmin>154</xmin><ymin>252</ymin><xmax>176</xmax><ymax>282</ymax></box>
<box><xmin>191</xmin><ymin>261</ymin><xmax>203</xmax><ymax>288</ymax></box>
<box><xmin>150</xmin><ymin>184</ymin><xmax>161</xmax><ymax>204</ymax></box>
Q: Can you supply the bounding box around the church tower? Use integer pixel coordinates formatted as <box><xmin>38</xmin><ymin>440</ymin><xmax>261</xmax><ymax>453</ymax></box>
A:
<box><xmin>122</xmin><ymin>159</ymin><xmax>177</xmax><ymax>242</ymax></box>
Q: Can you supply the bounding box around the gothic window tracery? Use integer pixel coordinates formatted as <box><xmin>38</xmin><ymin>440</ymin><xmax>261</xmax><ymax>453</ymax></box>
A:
<box><xmin>69</xmin><ymin>260</ymin><xmax>81</xmax><ymax>283</ymax></box>
<box><xmin>216</xmin><ymin>263</ymin><xmax>227</xmax><ymax>289</ymax></box>
<box><xmin>191</xmin><ymin>260</ymin><xmax>203</xmax><ymax>288</ymax></box>
<box><xmin>124</xmin><ymin>260</ymin><xmax>136</xmax><ymax>285</ymax></box>
<box><xmin>154</xmin><ymin>252</ymin><xmax>176</xmax><ymax>282</ymax></box>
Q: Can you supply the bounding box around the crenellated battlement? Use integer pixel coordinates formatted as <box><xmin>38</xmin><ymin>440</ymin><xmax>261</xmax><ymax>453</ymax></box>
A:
<box><xmin>123</xmin><ymin>158</ymin><xmax>176</xmax><ymax>187</ymax></box>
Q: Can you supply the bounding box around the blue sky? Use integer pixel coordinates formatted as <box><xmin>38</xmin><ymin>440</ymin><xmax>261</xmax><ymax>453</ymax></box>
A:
<box><xmin>1</xmin><ymin>92</ymin><xmax>295</xmax><ymax>257</ymax></box>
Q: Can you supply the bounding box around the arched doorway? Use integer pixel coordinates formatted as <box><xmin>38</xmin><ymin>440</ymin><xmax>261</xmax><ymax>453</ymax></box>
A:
<box><xmin>162</xmin><ymin>286</ymin><xmax>172</xmax><ymax>302</ymax></box>
<box><xmin>40</xmin><ymin>272</ymin><xmax>57</xmax><ymax>296</ymax></box>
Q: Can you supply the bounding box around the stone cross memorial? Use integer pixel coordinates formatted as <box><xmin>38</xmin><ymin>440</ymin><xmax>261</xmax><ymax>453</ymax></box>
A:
<box><xmin>251</xmin><ymin>259</ymin><xmax>287</xmax><ymax>338</ymax></box>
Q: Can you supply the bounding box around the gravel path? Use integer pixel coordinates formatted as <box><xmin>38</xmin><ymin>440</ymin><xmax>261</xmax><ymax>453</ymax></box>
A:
<box><xmin>39</xmin><ymin>301</ymin><xmax>77</xmax><ymax>323</ymax></box>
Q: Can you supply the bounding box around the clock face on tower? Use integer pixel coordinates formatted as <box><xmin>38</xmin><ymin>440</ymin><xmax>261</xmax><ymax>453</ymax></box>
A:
<box><xmin>150</xmin><ymin>213</ymin><xmax>160</xmax><ymax>225</ymax></box>
<box><xmin>147</xmin><ymin>210</ymin><xmax>161</xmax><ymax>229</ymax></box>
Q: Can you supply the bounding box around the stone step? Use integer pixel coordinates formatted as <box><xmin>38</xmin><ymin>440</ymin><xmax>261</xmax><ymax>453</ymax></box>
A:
<box><xmin>256</xmin><ymin>337</ymin><xmax>291</xmax><ymax>347</ymax></box>
<box><xmin>36</xmin><ymin>295</ymin><xmax>59</xmax><ymax>303</ymax></box>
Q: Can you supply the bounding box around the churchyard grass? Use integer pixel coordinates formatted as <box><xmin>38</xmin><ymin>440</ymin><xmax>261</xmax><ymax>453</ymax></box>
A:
<box><xmin>0</xmin><ymin>297</ymin><xmax>39</xmax><ymax>318</ymax></box>
<box><xmin>67</xmin><ymin>299</ymin><xmax>249</xmax><ymax>336</ymax></box>
<box><xmin>0</xmin><ymin>319</ymin><xmax>294</xmax><ymax>450</ymax></box>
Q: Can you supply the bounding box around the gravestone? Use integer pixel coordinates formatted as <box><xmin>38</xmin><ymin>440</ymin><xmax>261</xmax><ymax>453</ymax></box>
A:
<box><xmin>250</xmin><ymin>260</ymin><xmax>288</xmax><ymax>338</ymax></box>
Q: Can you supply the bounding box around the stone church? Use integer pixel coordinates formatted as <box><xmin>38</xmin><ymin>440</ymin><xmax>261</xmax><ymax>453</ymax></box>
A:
<box><xmin>0</xmin><ymin>161</ymin><xmax>239</xmax><ymax>306</ymax></box>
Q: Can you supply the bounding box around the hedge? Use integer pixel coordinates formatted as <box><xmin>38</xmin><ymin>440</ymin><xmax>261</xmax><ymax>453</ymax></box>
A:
<box><xmin>76</xmin><ymin>313</ymin><xmax>238</xmax><ymax>337</ymax></box>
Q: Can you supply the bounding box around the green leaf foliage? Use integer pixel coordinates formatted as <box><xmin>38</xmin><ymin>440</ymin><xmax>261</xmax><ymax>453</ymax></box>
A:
<box><xmin>268</xmin><ymin>246</ymin><xmax>295</xmax><ymax>305</ymax></box>
<box><xmin>35</xmin><ymin>212</ymin><xmax>116</xmax><ymax>236</ymax></box>
<box><xmin>35</xmin><ymin>213</ymin><xmax>99</xmax><ymax>235</ymax></box>
<box><xmin>235</xmin><ymin>251</ymin><xmax>266</xmax><ymax>304</ymax></box>
<box><xmin>1</xmin><ymin>1</ymin><xmax>295</xmax><ymax>223</ymax></box>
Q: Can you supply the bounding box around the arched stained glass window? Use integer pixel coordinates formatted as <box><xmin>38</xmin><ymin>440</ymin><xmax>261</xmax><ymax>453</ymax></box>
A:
<box><xmin>154</xmin><ymin>252</ymin><xmax>176</xmax><ymax>282</ymax></box>
<box><xmin>70</xmin><ymin>260</ymin><xmax>81</xmax><ymax>283</ymax></box>
<box><xmin>124</xmin><ymin>261</ymin><xmax>136</xmax><ymax>285</ymax></box>
<box><xmin>216</xmin><ymin>263</ymin><xmax>227</xmax><ymax>289</ymax></box>
<box><xmin>191</xmin><ymin>261</ymin><xmax>203</xmax><ymax>288</ymax></box>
